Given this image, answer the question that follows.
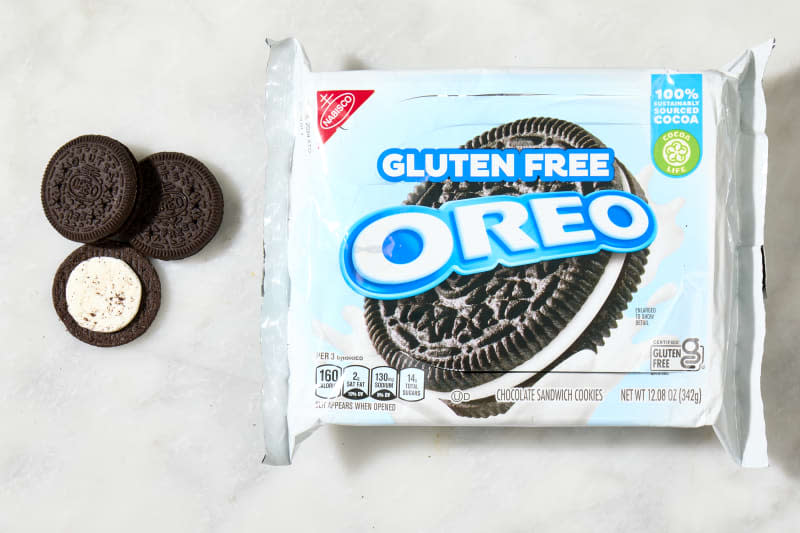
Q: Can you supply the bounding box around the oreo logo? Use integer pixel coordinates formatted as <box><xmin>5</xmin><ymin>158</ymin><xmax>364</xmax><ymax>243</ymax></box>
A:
<box><xmin>66</xmin><ymin>167</ymin><xmax>102</xmax><ymax>202</ymax></box>
<box><xmin>319</xmin><ymin>92</ymin><xmax>355</xmax><ymax>131</ymax></box>
<box><xmin>341</xmin><ymin>190</ymin><xmax>657</xmax><ymax>300</ymax></box>
<box><xmin>156</xmin><ymin>185</ymin><xmax>189</xmax><ymax>220</ymax></box>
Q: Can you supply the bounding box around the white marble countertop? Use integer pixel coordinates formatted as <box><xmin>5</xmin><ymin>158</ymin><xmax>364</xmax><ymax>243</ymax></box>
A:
<box><xmin>2</xmin><ymin>1</ymin><xmax>799</xmax><ymax>531</ymax></box>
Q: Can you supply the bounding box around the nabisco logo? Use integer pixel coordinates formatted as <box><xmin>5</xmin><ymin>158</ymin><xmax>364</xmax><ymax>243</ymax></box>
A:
<box><xmin>320</xmin><ymin>93</ymin><xmax>355</xmax><ymax>131</ymax></box>
<box><xmin>316</xmin><ymin>90</ymin><xmax>374</xmax><ymax>143</ymax></box>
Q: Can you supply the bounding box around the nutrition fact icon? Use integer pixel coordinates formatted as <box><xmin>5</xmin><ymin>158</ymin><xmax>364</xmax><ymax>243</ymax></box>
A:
<box><xmin>342</xmin><ymin>365</ymin><xmax>369</xmax><ymax>400</ymax></box>
<box><xmin>398</xmin><ymin>368</ymin><xmax>425</xmax><ymax>401</ymax></box>
<box><xmin>370</xmin><ymin>366</ymin><xmax>398</xmax><ymax>401</ymax></box>
<box><xmin>314</xmin><ymin>363</ymin><xmax>426</xmax><ymax>402</ymax></box>
<box><xmin>315</xmin><ymin>364</ymin><xmax>341</xmax><ymax>399</ymax></box>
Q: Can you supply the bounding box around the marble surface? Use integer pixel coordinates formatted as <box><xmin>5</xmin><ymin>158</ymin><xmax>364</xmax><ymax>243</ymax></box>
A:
<box><xmin>1</xmin><ymin>1</ymin><xmax>799</xmax><ymax>531</ymax></box>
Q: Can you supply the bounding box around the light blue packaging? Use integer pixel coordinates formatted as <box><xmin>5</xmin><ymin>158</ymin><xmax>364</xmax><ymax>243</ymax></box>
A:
<box><xmin>262</xmin><ymin>38</ymin><xmax>773</xmax><ymax>467</ymax></box>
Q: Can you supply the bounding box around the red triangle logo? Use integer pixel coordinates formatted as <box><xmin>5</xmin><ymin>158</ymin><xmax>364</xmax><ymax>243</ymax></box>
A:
<box><xmin>317</xmin><ymin>90</ymin><xmax>374</xmax><ymax>143</ymax></box>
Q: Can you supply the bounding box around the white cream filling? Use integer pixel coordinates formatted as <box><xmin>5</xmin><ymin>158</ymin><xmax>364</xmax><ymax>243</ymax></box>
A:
<box><xmin>66</xmin><ymin>257</ymin><xmax>142</xmax><ymax>333</ymax></box>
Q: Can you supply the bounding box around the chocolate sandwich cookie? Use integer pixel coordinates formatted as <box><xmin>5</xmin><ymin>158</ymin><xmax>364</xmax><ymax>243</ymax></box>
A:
<box><xmin>41</xmin><ymin>135</ymin><xmax>139</xmax><ymax>243</ymax></box>
<box><xmin>53</xmin><ymin>242</ymin><xmax>161</xmax><ymax>347</ymax></box>
<box><xmin>364</xmin><ymin>117</ymin><xmax>649</xmax><ymax>416</ymax></box>
<box><xmin>124</xmin><ymin>152</ymin><xmax>223</xmax><ymax>260</ymax></box>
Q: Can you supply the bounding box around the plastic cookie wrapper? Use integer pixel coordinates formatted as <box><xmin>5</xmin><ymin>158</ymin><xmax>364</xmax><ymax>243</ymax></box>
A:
<box><xmin>261</xmin><ymin>38</ymin><xmax>773</xmax><ymax>466</ymax></box>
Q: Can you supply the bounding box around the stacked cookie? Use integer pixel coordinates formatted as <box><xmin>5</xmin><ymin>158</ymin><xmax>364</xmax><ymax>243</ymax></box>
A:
<box><xmin>41</xmin><ymin>135</ymin><xmax>224</xmax><ymax>346</ymax></box>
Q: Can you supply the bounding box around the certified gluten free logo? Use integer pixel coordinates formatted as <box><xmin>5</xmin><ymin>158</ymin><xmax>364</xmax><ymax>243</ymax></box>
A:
<box><xmin>650</xmin><ymin>338</ymin><xmax>704</xmax><ymax>372</ymax></box>
<box><xmin>653</xmin><ymin>129</ymin><xmax>700</xmax><ymax>177</ymax></box>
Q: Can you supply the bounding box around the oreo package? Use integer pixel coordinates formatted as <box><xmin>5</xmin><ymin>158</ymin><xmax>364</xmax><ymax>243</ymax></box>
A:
<box><xmin>262</xmin><ymin>38</ymin><xmax>773</xmax><ymax>466</ymax></box>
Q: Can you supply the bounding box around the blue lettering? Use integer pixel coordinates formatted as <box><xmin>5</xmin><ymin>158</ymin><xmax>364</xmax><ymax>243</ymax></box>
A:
<box><xmin>341</xmin><ymin>190</ymin><xmax>656</xmax><ymax>299</ymax></box>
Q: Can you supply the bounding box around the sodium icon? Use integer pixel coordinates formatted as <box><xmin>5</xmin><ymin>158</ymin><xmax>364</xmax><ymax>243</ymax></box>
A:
<box><xmin>370</xmin><ymin>366</ymin><xmax>398</xmax><ymax>401</ymax></box>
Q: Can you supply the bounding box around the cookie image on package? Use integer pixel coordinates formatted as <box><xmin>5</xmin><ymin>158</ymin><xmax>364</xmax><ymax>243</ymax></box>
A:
<box><xmin>364</xmin><ymin>117</ymin><xmax>650</xmax><ymax>418</ymax></box>
<box><xmin>122</xmin><ymin>152</ymin><xmax>224</xmax><ymax>260</ymax></box>
<box><xmin>41</xmin><ymin>135</ymin><xmax>139</xmax><ymax>243</ymax></box>
<box><xmin>52</xmin><ymin>242</ymin><xmax>161</xmax><ymax>347</ymax></box>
